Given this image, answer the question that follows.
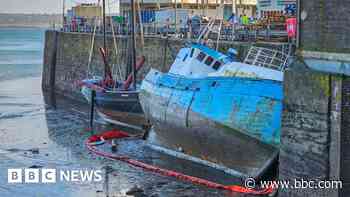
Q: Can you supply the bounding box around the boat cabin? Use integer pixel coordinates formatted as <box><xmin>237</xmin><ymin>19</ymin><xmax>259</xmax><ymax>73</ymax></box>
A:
<box><xmin>169</xmin><ymin>43</ymin><xmax>237</xmax><ymax>78</ymax></box>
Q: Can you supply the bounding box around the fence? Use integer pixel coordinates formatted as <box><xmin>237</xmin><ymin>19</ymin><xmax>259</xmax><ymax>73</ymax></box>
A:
<box><xmin>59</xmin><ymin>21</ymin><xmax>288</xmax><ymax>42</ymax></box>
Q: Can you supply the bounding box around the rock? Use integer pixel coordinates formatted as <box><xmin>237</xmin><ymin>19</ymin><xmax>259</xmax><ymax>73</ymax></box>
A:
<box><xmin>30</xmin><ymin>148</ymin><xmax>39</xmax><ymax>154</ymax></box>
<box><xmin>29</xmin><ymin>165</ymin><xmax>43</xmax><ymax>169</ymax></box>
<box><xmin>111</xmin><ymin>140</ymin><xmax>118</xmax><ymax>152</ymax></box>
<box><xmin>126</xmin><ymin>186</ymin><xmax>144</xmax><ymax>195</ymax></box>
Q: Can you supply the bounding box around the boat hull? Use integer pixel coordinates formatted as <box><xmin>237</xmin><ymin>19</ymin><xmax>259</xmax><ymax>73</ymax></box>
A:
<box><xmin>140</xmin><ymin>69</ymin><xmax>283</xmax><ymax>177</ymax></box>
<box><xmin>81</xmin><ymin>84</ymin><xmax>148</xmax><ymax>129</ymax></box>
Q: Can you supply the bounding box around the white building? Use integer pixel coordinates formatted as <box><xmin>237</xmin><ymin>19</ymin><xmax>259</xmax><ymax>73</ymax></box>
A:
<box><xmin>257</xmin><ymin>0</ymin><xmax>296</xmax><ymax>12</ymax></box>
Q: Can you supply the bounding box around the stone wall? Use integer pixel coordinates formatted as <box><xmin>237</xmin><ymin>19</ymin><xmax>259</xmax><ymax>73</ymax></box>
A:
<box><xmin>300</xmin><ymin>0</ymin><xmax>350</xmax><ymax>53</ymax></box>
<box><xmin>340</xmin><ymin>77</ymin><xmax>350</xmax><ymax>196</ymax></box>
<box><xmin>42</xmin><ymin>30</ymin><xmax>286</xmax><ymax>101</ymax></box>
<box><xmin>279</xmin><ymin>68</ymin><xmax>350</xmax><ymax>197</ymax></box>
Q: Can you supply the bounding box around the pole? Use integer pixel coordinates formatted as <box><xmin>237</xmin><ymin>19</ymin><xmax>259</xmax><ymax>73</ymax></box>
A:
<box><xmin>201</xmin><ymin>0</ymin><xmax>204</xmax><ymax>16</ymax></box>
<box><xmin>90</xmin><ymin>90</ymin><xmax>96</xmax><ymax>132</ymax></box>
<box><xmin>62</xmin><ymin>0</ymin><xmax>65</xmax><ymax>29</ymax></box>
<box><xmin>131</xmin><ymin>0</ymin><xmax>137</xmax><ymax>89</ymax></box>
<box><xmin>296</xmin><ymin>0</ymin><xmax>300</xmax><ymax>48</ymax></box>
<box><xmin>206</xmin><ymin>0</ymin><xmax>208</xmax><ymax>16</ymax></box>
<box><xmin>232</xmin><ymin>0</ymin><xmax>236</xmax><ymax>15</ymax></box>
<box><xmin>175</xmin><ymin>0</ymin><xmax>177</xmax><ymax>33</ymax></box>
<box><xmin>103</xmin><ymin>0</ymin><xmax>106</xmax><ymax>51</ymax></box>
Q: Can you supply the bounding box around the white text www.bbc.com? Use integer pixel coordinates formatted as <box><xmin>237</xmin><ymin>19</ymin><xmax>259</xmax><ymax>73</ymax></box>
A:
<box><xmin>245</xmin><ymin>178</ymin><xmax>342</xmax><ymax>190</ymax></box>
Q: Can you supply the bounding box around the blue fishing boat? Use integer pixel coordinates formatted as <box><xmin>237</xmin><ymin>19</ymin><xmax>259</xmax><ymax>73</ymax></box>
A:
<box><xmin>139</xmin><ymin>43</ymin><xmax>288</xmax><ymax>178</ymax></box>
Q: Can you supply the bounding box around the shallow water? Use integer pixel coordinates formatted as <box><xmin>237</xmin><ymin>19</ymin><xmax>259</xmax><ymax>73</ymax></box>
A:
<box><xmin>0</xmin><ymin>77</ymin><xmax>262</xmax><ymax>197</ymax></box>
<box><xmin>0</xmin><ymin>27</ymin><xmax>44</xmax><ymax>81</ymax></box>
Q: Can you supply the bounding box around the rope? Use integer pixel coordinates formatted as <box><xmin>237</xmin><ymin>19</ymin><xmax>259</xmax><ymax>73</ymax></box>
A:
<box><xmin>107</xmin><ymin>0</ymin><xmax>123</xmax><ymax>83</ymax></box>
<box><xmin>136</xmin><ymin>0</ymin><xmax>145</xmax><ymax>53</ymax></box>
<box><xmin>87</xmin><ymin>1</ymin><xmax>101</xmax><ymax>78</ymax></box>
<box><xmin>85</xmin><ymin>130</ymin><xmax>274</xmax><ymax>195</ymax></box>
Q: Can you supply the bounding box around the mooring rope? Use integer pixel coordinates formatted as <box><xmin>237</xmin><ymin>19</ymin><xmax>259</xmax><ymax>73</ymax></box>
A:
<box><xmin>87</xmin><ymin>2</ymin><xmax>101</xmax><ymax>78</ymax></box>
<box><xmin>107</xmin><ymin>0</ymin><xmax>123</xmax><ymax>83</ymax></box>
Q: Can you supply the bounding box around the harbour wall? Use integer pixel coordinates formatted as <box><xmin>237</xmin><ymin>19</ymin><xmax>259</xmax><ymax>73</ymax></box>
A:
<box><xmin>279</xmin><ymin>67</ymin><xmax>350</xmax><ymax>197</ymax></box>
<box><xmin>284</xmin><ymin>0</ymin><xmax>350</xmax><ymax>195</ymax></box>
<box><xmin>300</xmin><ymin>0</ymin><xmax>350</xmax><ymax>53</ymax></box>
<box><xmin>42</xmin><ymin>30</ymin><xmax>287</xmax><ymax>102</ymax></box>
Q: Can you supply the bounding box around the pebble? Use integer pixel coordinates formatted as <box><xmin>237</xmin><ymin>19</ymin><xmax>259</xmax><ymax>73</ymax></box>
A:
<box><xmin>126</xmin><ymin>186</ymin><xmax>144</xmax><ymax>195</ymax></box>
<box><xmin>29</xmin><ymin>165</ymin><xmax>43</xmax><ymax>169</ymax></box>
<box><xmin>30</xmin><ymin>148</ymin><xmax>39</xmax><ymax>154</ymax></box>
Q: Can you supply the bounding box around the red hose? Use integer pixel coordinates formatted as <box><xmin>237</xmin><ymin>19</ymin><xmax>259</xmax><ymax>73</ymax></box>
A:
<box><xmin>85</xmin><ymin>130</ymin><xmax>274</xmax><ymax>195</ymax></box>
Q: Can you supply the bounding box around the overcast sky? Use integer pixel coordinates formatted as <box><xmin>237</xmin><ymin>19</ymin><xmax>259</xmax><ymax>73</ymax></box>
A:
<box><xmin>0</xmin><ymin>0</ymin><xmax>111</xmax><ymax>14</ymax></box>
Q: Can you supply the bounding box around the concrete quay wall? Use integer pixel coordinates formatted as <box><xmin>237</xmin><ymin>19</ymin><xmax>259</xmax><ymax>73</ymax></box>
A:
<box><xmin>279</xmin><ymin>68</ymin><xmax>350</xmax><ymax>197</ymax></box>
<box><xmin>42</xmin><ymin>30</ymin><xmax>285</xmax><ymax>101</ymax></box>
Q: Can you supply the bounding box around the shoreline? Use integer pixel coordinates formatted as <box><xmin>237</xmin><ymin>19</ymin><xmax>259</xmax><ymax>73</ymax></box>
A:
<box><xmin>0</xmin><ymin>24</ymin><xmax>51</xmax><ymax>28</ymax></box>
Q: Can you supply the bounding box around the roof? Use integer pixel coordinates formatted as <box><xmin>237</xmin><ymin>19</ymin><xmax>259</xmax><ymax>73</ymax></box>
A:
<box><xmin>191</xmin><ymin>43</ymin><xmax>229</xmax><ymax>62</ymax></box>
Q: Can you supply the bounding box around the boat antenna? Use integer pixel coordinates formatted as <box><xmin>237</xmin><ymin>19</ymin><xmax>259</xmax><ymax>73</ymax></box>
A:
<box><xmin>131</xmin><ymin>0</ymin><xmax>137</xmax><ymax>89</ymax></box>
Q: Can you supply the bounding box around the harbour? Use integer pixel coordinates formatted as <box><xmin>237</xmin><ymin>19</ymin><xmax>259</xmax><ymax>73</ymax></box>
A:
<box><xmin>0</xmin><ymin>76</ymin><xmax>246</xmax><ymax>196</ymax></box>
<box><xmin>1</xmin><ymin>0</ymin><xmax>350</xmax><ymax>196</ymax></box>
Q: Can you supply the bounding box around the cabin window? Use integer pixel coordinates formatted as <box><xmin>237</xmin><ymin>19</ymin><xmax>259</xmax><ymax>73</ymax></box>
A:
<box><xmin>190</xmin><ymin>48</ymin><xmax>195</xmax><ymax>57</ymax></box>
<box><xmin>212</xmin><ymin>61</ymin><xmax>222</xmax><ymax>70</ymax></box>
<box><xmin>196</xmin><ymin>52</ymin><xmax>206</xmax><ymax>62</ymax></box>
<box><xmin>183</xmin><ymin>54</ymin><xmax>188</xmax><ymax>61</ymax></box>
<box><xmin>204</xmin><ymin>56</ymin><xmax>214</xmax><ymax>66</ymax></box>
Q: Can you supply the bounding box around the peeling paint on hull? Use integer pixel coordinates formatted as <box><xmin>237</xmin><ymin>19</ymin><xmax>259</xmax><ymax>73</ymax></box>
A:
<box><xmin>139</xmin><ymin>69</ymin><xmax>283</xmax><ymax>176</ymax></box>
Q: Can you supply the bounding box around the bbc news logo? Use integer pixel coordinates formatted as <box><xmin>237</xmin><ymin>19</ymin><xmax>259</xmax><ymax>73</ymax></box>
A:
<box><xmin>8</xmin><ymin>169</ymin><xmax>103</xmax><ymax>184</ymax></box>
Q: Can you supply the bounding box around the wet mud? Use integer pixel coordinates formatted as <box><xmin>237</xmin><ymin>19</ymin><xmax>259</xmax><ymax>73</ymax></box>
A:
<box><xmin>0</xmin><ymin>77</ymin><xmax>266</xmax><ymax>197</ymax></box>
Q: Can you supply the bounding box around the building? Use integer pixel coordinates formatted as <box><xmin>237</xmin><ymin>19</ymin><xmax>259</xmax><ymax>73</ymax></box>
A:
<box><xmin>257</xmin><ymin>0</ymin><xmax>296</xmax><ymax>14</ymax></box>
<box><xmin>120</xmin><ymin>0</ymin><xmax>257</xmax><ymax>19</ymax></box>
<box><xmin>72</xmin><ymin>3</ymin><xmax>102</xmax><ymax>18</ymax></box>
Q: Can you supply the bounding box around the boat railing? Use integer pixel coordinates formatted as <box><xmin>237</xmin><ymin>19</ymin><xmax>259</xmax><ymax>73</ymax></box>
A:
<box><xmin>243</xmin><ymin>46</ymin><xmax>290</xmax><ymax>71</ymax></box>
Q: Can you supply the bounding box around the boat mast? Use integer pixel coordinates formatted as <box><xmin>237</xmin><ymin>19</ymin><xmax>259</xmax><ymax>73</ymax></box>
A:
<box><xmin>101</xmin><ymin>0</ymin><xmax>109</xmax><ymax>79</ymax></box>
<box><xmin>131</xmin><ymin>0</ymin><xmax>137</xmax><ymax>89</ymax></box>
<box><xmin>103</xmin><ymin>0</ymin><xmax>106</xmax><ymax>51</ymax></box>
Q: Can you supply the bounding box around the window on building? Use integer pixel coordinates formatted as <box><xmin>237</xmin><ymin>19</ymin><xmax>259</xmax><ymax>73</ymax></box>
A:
<box><xmin>196</xmin><ymin>52</ymin><xmax>206</xmax><ymax>62</ymax></box>
<box><xmin>212</xmin><ymin>61</ymin><xmax>222</xmax><ymax>70</ymax></box>
<box><xmin>204</xmin><ymin>56</ymin><xmax>214</xmax><ymax>66</ymax></box>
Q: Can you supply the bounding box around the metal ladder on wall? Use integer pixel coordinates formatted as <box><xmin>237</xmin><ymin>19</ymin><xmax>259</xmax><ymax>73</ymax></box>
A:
<box><xmin>196</xmin><ymin>19</ymin><xmax>223</xmax><ymax>50</ymax></box>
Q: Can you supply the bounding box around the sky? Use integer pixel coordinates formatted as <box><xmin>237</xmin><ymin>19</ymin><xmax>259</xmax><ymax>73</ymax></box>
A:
<box><xmin>0</xmin><ymin>0</ymin><xmax>115</xmax><ymax>14</ymax></box>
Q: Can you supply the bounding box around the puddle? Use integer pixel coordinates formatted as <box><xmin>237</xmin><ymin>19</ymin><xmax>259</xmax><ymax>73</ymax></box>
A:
<box><xmin>0</xmin><ymin>77</ymin><xmax>262</xmax><ymax>197</ymax></box>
